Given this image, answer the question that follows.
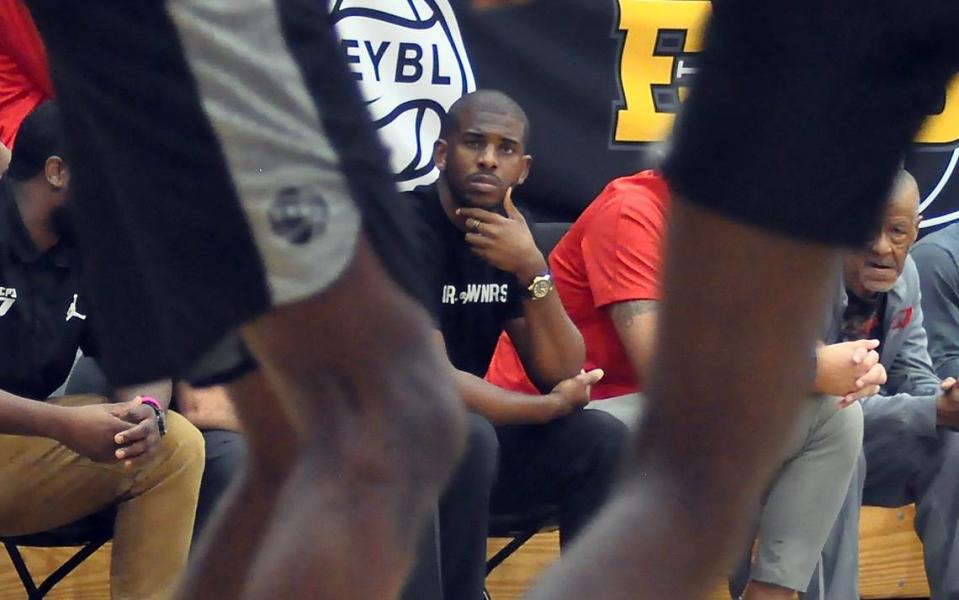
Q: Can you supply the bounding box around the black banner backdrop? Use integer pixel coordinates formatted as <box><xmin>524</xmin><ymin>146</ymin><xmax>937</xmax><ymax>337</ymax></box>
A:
<box><xmin>332</xmin><ymin>0</ymin><xmax>959</xmax><ymax>234</ymax></box>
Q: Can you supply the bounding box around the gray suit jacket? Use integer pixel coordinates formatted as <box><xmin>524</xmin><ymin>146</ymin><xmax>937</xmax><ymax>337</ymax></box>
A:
<box><xmin>913</xmin><ymin>223</ymin><xmax>959</xmax><ymax>379</ymax></box>
<box><xmin>825</xmin><ymin>256</ymin><xmax>940</xmax><ymax>440</ymax></box>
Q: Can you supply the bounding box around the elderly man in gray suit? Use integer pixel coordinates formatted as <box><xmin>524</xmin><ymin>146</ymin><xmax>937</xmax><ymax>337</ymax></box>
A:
<box><xmin>806</xmin><ymin>171</ymin><xmax>959</xmax><ymax>600</ymax></box>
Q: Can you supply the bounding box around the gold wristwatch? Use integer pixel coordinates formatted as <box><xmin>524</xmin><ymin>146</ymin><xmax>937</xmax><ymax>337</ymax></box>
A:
<box><xmin>527</xmin><ymin>272</ymin><xmax>554</xmax><ymax>300</ymax></box>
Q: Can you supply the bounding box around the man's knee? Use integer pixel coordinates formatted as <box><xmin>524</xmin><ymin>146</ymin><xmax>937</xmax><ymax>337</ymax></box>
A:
<box><xmin>202</xmin><ymin>430</ymin><xmax>246</xmax><ymax>487</ymax></box>
<box><xmin>822</xmin><ymin>401</ymin><xmax>864</xmax><ymax>469</ymax></box>
<box><xmin>565</xmin><ymin>409</ymin><xmax>629</xmax><ymax>467</ymax></box>
<box><xmin>194</xmin><ymin>430</ymin><xmax>246</xmax><ymax>537</ymax></box>
<box><xmin>456</xmin><ymin>414</ymin><xmax>498</xmax><ymax>488</ymax></box>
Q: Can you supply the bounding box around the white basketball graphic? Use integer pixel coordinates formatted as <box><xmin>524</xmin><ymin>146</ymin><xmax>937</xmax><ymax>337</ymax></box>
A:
<box><xmin>330</xmin><ymin>0</ymin><xmax>476</xmax><ymax>190</ymax></box>
<box><xmin>916</xmin><ymin>147</ymin><xmax>959</xmax><ymax>230</ymax></box>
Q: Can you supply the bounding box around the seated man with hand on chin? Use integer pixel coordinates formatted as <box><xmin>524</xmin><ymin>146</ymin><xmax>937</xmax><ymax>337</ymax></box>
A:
<box><xmin>406</xmin><ymin>89</ymin><xmax>627</xmax><ymax>600</ymax></box>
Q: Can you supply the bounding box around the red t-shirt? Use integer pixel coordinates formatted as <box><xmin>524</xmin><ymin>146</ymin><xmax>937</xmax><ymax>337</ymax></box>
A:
<box><xmin>0</xmin><ymin>0</ymin><xmax>52</xmax><ymax>148</ymax></box>
<box><xmin>486</xmin><ymin>170</ymin><xmax>670</xmax><ymax>399</ymax></box>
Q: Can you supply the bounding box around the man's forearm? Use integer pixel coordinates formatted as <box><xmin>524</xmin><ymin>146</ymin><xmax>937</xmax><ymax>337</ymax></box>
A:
<box><xmin>0</xmin><ymin>389</ymin><xmax>71</xmax><ymax>438</ymax></box>
<box><xmin>939</xmin><ymin>357</ymin><xmax>959</xmax><ymax>381</ymax></box>
<box><xmin>454</xmin><ymin>369</ymin><xmax>557</xmax><ymax>425</ymax></box>
<box><xmin>861</xmin><ymin>392</ymin><xmax>938</xmax><ymax>438</ymax></box>
<box><xmin>609</xmin><ymin>301</ymin><xmax>658</xmax><ymax>381</ymax></box>
<box><xmin>514</xmin><ymin>293</ymin><xmax>585</xmax><ymax>390</ymax></box>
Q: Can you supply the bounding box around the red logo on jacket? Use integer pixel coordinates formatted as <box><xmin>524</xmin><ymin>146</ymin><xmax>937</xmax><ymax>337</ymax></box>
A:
<box><xmin>891</xmin><ymin>307</ymin><xmax>914</xmax><ymax>331</ymax></box>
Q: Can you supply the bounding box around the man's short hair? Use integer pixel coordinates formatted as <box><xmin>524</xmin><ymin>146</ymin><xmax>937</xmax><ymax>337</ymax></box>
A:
<box><xmin>440</xmin><ymin>90</ymin><xmax>531</xmax><ymax>146</ymax></box>
<box><xmin>6</xmin><ymin>102</ymin><xmax>64</xmax><ymax>182</ymax></box>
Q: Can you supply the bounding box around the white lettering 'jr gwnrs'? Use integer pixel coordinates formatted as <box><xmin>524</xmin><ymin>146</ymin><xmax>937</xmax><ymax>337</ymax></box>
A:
<box><xmin>442</xmin><ymin>283</ymin><xmax>509</xmax><ymax>305</ymax></box>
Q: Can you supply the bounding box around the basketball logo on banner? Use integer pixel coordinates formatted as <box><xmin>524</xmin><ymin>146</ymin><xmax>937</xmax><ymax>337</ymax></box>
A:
<box><xmin>330</xmin><ymin>0</ymin><xmax>476</xmax><ymax>190</ymax></box>
<box><xmin>613</xmin><ymin>0</ymin><xmax>959</xmax><ymax>229</ymax></box>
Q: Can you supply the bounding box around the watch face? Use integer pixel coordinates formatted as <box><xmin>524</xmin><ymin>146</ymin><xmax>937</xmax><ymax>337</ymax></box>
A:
<box><xmin>531</xmin><ymin>278</ymin><xmax>553</xmax><ymax>299</ymax></box>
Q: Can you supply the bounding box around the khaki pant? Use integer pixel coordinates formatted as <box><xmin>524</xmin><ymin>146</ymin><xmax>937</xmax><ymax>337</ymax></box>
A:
<box><xmin>0</xmin><ymin>396</ymin><xmax>205</xmax><ymax>600</ymax></box>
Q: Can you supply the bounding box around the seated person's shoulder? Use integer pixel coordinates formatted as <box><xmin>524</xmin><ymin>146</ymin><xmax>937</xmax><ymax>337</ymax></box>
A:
<box><xmin>592</xmin><ymin>171</ymin><xmax>668</xmax><ymax>217</ymax></box>
<box><xmin>400</xmin><ymin>183</ymin><xmax>447</xmax><ymax>236</ymax></box>
<box><xmin>918</xmin><ymin>221</ymin><xmax>959</xmax><ymax>246</ymax></box>
<box><xmin>913</xmin><ymin>223</ymin><xmax>959</xmax><ymax>266</ymax></box>
<box><xmin>400</xmin><ymin>183</ymin><xmax>438</xmax><ymax>209</ymax></box>
<box><xmin>579</xmin><ymin>171</ymin><xmax>670</xmax><ymax>243</ymax></box>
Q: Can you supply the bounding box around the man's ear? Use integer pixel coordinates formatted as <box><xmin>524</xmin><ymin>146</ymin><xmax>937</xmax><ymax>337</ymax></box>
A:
<box><xmin>44</xmin><ymin>156</ymin><xmax>68</xmax><ymax>190</ymax></box>
<box><xmin>516</xmin><ymin>155</ymin><xmax>532</xmax><ymax>186</ymax></box>
<box><xmin>912</xmin><ymin>215</ymin><xmax>923</xmax><ymax>244</ymax></box>
<box><xmin>434</xmin><ymin>139</ymin><xmax>448</xmax><ymax>172</ymax></box>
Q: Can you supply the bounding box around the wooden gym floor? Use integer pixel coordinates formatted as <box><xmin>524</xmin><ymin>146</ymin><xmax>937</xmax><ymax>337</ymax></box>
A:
<box><xmin>0</xmin><ymin>506</ymin><xmax>932</xmax><ymax>599</ymax></box>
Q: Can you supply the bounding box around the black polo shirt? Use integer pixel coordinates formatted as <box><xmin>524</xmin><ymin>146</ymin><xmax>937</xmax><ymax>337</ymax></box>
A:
<box><xmin>405</xmin><ymin>183</ymin><xmax>530</xmax><ymax>377</ymax></box>
<box><xmin>0</xmin><ymin>181</ymin><xmax>94</xmax><ymax>399</ymax></box>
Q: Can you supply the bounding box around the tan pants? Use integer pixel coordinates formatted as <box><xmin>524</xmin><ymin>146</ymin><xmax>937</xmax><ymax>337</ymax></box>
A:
<box><xmin>0</xmin><ymin>396</ymin><xmax>205</xmax><ymax>600</ymax></box>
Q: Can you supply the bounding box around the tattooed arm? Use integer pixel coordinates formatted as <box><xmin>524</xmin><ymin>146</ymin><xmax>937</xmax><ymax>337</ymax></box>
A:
<box><xmin>608</xmin><ymin>300</ymin><xmax>659</xmax><ymax>380</ymax></box>
<box><xmin>0</xmin><ymin>141</ymin><xmax>9</xmax><ymax>177</ymax></box>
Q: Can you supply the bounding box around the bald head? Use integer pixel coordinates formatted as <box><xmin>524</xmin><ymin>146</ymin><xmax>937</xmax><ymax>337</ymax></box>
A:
<box><xmin>441</xmin><ymin>90</ymin><xmax>530</xmax><ymax>146</ymax></box>
<box><xmin>889</xmin><ymin>169</ymin><xmax>920</xmax><ymax>217</ymax></box>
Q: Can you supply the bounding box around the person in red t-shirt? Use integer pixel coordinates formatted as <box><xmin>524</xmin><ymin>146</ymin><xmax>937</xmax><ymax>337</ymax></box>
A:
<box><xmin>487</xmin><ymin>170</ymin><xmax>889</xmax><ymax>599</ymax></box>
<box><xmin>0</xmin><ymin>0</ymin><xmax>53</xmax><ymax>150</ymax></box>
<box><xmin>486</xmin><ymin>170</ymin><xmax>667</xmax><ymax>418</ymax></box>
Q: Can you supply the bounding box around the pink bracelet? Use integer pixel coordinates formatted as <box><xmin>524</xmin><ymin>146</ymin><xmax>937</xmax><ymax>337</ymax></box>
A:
<box><xmin>139</xmin><ymin>396</ymin><xmax>167</xmax><ymax>437</ymax></box>
<box><xmin>139</xmin><ymin>396</ymin><xmax>163</xmax><ymax>412</ymax></box>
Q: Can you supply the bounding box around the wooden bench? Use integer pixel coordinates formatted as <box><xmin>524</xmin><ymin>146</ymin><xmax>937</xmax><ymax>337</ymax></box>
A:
<box><xmin>486</xmin><ymin>505</ymin><xmax>931</xmax><ymax>600</ymax></box>
<box><xmin>860</xmin><ymin>505</ymin><xmax>928</xmax><ymax>599</ymax></box>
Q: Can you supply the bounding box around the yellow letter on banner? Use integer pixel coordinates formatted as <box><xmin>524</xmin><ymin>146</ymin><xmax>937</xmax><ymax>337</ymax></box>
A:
<box><xmin>614</xmin><ymin>0</ymin><xmax>709</xmax><ymax>144</ymax></box>
<box><xmin>918</xmin><ymin>77</ymin><xmax>959</xmax><ymax>147</ymax></box>
<box><xmin>615</xmin><ymin>0</ymin><xmax>959</xmax><ymax>147</ymax></box>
